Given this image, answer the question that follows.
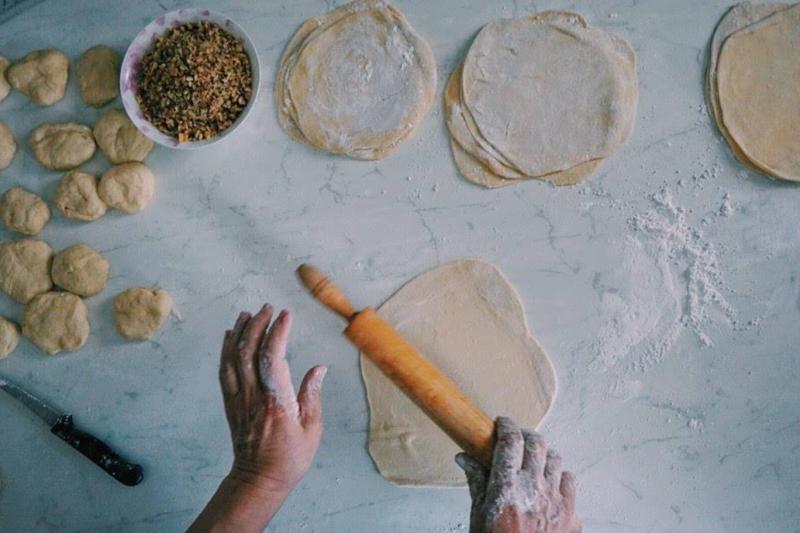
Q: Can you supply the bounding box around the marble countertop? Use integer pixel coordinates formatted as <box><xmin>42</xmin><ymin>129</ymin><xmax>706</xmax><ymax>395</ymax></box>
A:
<box><xmin>0</xmin><ymin>0</ymin><xmax>797</xmax><ymax>531</ymax></box>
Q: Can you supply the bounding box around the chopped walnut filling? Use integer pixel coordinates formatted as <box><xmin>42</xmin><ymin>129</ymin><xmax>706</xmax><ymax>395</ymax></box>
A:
<box><xmin>136</xmin><ymin>21</ymin><xmax>252</xmax><ymax>143</ymax></box>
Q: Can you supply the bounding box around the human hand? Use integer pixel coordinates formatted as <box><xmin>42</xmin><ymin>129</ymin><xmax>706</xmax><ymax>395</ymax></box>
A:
<box><xmin>455</xmin><ymin>417</ymin><xmax>578</xmax><ymax>533</ymax></box>
<box><xmin>219</xmin><ymin>305</ymin><xmax>327</xmax><ymax>495</ymax></box>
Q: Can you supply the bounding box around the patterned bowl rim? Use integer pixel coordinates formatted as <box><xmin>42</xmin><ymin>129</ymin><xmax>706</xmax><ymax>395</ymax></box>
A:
<box><xmin>120</xmin><ymin>8</ymin><xmax>261</xmax><ymax>150</ymax></box>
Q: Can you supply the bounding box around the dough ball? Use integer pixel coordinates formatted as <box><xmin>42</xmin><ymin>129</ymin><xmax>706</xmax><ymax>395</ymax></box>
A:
<box><xmin>98</xmin><ymin>162</ymin><xmax>155</xmax><ymax>213</ymax></box>
<box><xmin>29</xmin><ymin>123</ymin><xmax>96</xmax><ymax>171</ymax></box>
<box><xmin>0</xmin><ymin>187</ymin><xmax>50</xmax><ymax>235</ymax></box>
<box><xmin>94</xmin><ymin>109</ymin><xmax>153</xmax><ymax>164</ymax></box>
<box><xmin>0</xmin><ymin>239</ymin><xmax>53</xmax><ymax>304</ymax></box>
<box><xmin>0</xmin><ymin>55</ymin><xmax>10</xmax><ymax>103</ymax></box>
<box><xmin>23</xmin><ymin>292</ymin><xmax>89</xmax><ymax>355</ymax></box>
<box><xmin>7</xmin><ymin>49</ymin><xmax>69</xmax><ymax>106</ymax></box>
<box><xmin>113</xmin><ymin>288</ymin><xmax>172</xmax><ymax>340</ymax></box>
<box><xmin>51</xmin><ymin>244</ymin><xmax>109</xmax><ymax>297</ymax></box>
<box><xmin>54</xmin><ymin>170</ymin><xmax>107</xmax><ymax>221</ymax></box>
<box><xmin>0</xmin><ymin>121</ymin><xmax>16</xmax><ymax>170</ymax></box>
<box><xmin>77</xmin><ymin>45</ymin><xmax>120</xmax><ymax>107</ymax></box>
<box><xmin>0</xmin><ymin>316</ymin><xmax>19</xmax><ymax>359</ymax></box>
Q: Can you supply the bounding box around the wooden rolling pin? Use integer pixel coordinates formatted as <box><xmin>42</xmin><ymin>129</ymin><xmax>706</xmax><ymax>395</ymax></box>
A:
<box><xmin>296</xmin><ymin>264</ymin><xmax>495</xmax><ymax>465</ymax></box>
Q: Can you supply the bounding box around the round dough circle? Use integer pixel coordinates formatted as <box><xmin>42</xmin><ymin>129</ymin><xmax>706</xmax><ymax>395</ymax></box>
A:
<box><xmin>7</xmin><ymin>49</ymin><xmax>69</xmax><ymax>106</ymax></box>
<box><xmin>23</xmin><ymin>292</ymin><xmax>89</xmax><ymax>355</ymax></box>
<box><xmin>461</xmin><ymin>13</ymin><xmax>637</xmax><ymax>177</ymax></box>
<box><xmin>716</xmin><ymin>4</ymin><xmax>800</xmax><ymax>182</ymax></box>
<box><xmin>282</xmin><ymin>0</ymin><xmax>436</xmax><ymax>159</ymax></box>
<box><xmin>0</xmin><ymin>187</ymin><xmax>50</xmax><ymax>235</ymax></box>
<box><xmin>98</xmin><ymin>162</ymin><xmax>155</xmax><ymax>213</ymax></box>
<box><xmin>0</xmin><ymin>316</ymin><xmax>19</xmax><ymax>359</ymax></box>
<box><xmin>29</xmin><ymin>123</ymin><xmax>96</xmax><ymax>171</ymax></box>
<box><xmin>51</xmin><ymin>244</ymin><xmax>109</xmax><ymax>297</ymax></box>
<box><xmin>77</xmin><ymin>45</ymin><xmax>120</xmax><ymax>107</ymax></box>
<box><xmin>706</xmin><ymin>3</ymin><xmax>788</xmax><ymax>174</ymax></box>
<box><xmin>0</xmin><ymin>239</ymin><xmax>53</xmax><ymax>304</ymax></box>
<box><xmin>113</xmin><ymin>288</ymin><xmax>172</xmax><ymax>340</ymax></box>
<box><xmin>54</xmin><ymin>170</ymin><xmax>107</xmax><ymax>221</ymax></box>
<box><xmin>362</xmin><ymin>260</ymin><xmax>556</xmax><ymax>486</ymax></box>
<box><xmin>93</xmin><ymin>109</ymin><xmax>153</xmax><ymax>164</ymax></box>
<box><xmin>445</xmin><ymin>58</ymin><xmax>602</xmax><ymax>187</ymax></box>
<box><xmin>0</xmin><ymin>121</ymin><xmax>16</xmax><ymax>170</ymax></box>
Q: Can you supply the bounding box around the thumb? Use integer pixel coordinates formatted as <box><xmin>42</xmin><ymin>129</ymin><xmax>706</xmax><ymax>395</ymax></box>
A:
<box><xmin>455</xmin><ymin>452</ymin><xmax>488</xmax><ymax>502</ymax></box>
<box><xmin>298</xmin><ymin>365</ymin><xmax>327</xmax><ymax>429</ymax></box>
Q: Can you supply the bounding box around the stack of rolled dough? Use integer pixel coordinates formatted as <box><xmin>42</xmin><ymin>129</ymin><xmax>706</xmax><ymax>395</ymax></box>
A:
<box><xmin>445</xmin><ymin>11</ymin><xmax>638</xmax><ymax>189</ymax></box>
<box><xmin>361</xmin><ymin>260</ymin><xmax>556</xmax><ymax>487</ymax></box>
<box><xmin>275</xmin><ymin>0</ymin><xmax>436</xmax><ymax>160</ymax></box>
<box><xmin>707</xmin><ymin>3</ymin><xmax>800</xmax><ymax>182</ymax></box>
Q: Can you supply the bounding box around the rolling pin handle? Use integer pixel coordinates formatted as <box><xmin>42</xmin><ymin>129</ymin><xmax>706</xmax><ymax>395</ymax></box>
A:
<box><xmin>296</xmin><ymin>264</ymin><xmax>356</xmax><ymax>321</ymax></box>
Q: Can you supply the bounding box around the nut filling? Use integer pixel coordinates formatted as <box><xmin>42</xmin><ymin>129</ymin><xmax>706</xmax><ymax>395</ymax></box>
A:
<box><xmin>136</xmin><ymin>21</ymin><xmax>252</xmax><ymax>143</ymax></box>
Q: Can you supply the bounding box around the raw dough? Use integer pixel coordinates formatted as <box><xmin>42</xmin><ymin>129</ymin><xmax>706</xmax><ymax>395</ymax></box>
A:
<box><xmin>0</xmin><ymin>187</ymin><xmax>50</xmax><ymax>235</ymax></box>
<box><xmin>113</xmin><ymin>287</ymin><xmax>172</xmax><ymax>340</ymax></box>
<box><xmin>54</xmin><ymin>170</ymin><xmax>107</xmax><ymax>221</ymax></box>
<box><xmin>706</xmin><ymin>2</ymin><xmax>788</xmax><ymax>173</ymax></box>
<box><xmin>51</xmin><ymin>244</ymin><xmax>109</xmax><ymax>297</ymax></box>
<box><xmin>29</xmin><ymin>123</ymin><xmax>96</xmax><ymax>171</ymax></box>
<box><xmin>77</xmin><ymin>45</ymin><xmax>120</xmax><ymax>107</ymax></box>
<box><xmin>460</xmin><ymin>12</ymin><xmax>637</xmax><ymax>178</ymax></box>
<box><xmin>0</xmin><ymin>239</ymin><xmax>53</xmax><ymax>304</ymax></box>
<box><xmin>0</xmin><ymin>316</ymin><xmax>19</xmax><ymax>359</ymax></box>
<box><xmin>23</xmin><ymin>292</ymin><xmax>89</xmax><ymax>355</ymax></box>
<box><xmin>0</xmin><ymin>55</ymin><xmax>10</xmax><ymax>103</ymax></box>
<box><xmin>7</xmin><ymin>49</ymin><xmax>69</xmax><ymax>106</ymax></box>
<box><xmin>98</xmin><ymin>162</ymin><xmax>155</xmax><ymax>213</ymax></box>
<box><xmin>93</xmin><ymin>109</ymin><xmax>153</xmax><ymax>164</ymax></box>
<box><xmin>277</xmin><ymin>0</ymin><xmax>436</xmax><ymax>160</ymax></box>
<box><xmin>445</xmin><ymin>60</ymin><xmax>603</xmax><ymax>188</ymax></box>
<box><xmin>716</xmin><ymin>4</ymin><xmax>800</xmax><ymax>182</ymax></box>
<box><xmin>0</xmin><ymin>121</ymin><xmax>16</xmax><ymax>170</ymax></box>
<box><xmin>361</xmin><ymin>259</ymin><xmax>557</xmax><ymax>486</ymax></box>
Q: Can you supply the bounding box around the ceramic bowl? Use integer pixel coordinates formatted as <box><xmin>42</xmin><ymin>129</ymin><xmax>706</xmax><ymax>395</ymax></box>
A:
<box><xmin>120</xmin><ymin>8</ymin><xmax>260</xmax><ymax>149</ymax></box>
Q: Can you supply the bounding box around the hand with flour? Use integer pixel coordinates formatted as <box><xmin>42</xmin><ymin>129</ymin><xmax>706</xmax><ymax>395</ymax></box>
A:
<box><xmin>189</xmin><ymin>305</ymin><xmax>327</xmax><ymax>533</ymax></box>
<box><xmin>456</xmin><ymin>417</ymin><xmax>579</xmax><ymax>533</ymax></box>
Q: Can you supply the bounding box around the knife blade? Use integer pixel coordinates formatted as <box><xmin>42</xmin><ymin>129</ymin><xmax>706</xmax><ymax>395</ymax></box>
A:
<box><xmin>0</xmin><ymin>376</ymin><xmax>144</xmax><ymax>487</ymax></box>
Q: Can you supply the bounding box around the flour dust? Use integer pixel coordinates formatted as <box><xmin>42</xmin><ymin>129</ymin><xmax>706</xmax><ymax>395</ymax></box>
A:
<box><xmin>591</xmin><ymin>178</ymin><xmax>736</xmax><ymax>372</ymax></box>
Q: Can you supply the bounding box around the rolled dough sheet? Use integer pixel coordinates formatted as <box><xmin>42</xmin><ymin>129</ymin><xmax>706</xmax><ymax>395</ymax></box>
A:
<box><xmin>716</xmin><ymin>3</ymin><xmax>800</xmax><ymax>182</ymax></box>
<box><xmin>706</xmin><ymin>2</ymin><xmax>789</xmax><ymax>174</ymax></box>
<box><xmin>361</xmin><ymin>259</ymin><xmax>557</xmax><ymax>487</ymax></box>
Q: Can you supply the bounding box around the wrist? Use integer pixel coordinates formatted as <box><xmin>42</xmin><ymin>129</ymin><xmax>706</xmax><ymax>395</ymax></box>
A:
<box><xmin>227</xmin><ymin>462</ymin><xmax>296</xmax><ymax>498</ymax></box>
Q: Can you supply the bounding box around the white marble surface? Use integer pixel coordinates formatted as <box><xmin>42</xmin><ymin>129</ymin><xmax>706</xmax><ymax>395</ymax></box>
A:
<box><xmin>0</xmin><ymin>0</ymin><xmax>798</xmax><ymax>531</ymax></box>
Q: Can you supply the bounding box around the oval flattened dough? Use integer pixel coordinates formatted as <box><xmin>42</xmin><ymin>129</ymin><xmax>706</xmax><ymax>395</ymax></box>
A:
<box><xmin>0</xmin><ymin>187</ymin><xmax>50</xmax><ymax>235</ymax></box>
<box><xmin>54</xmin><ymin>170</ymin><xmax>107</xmax><ymax>221</ymax></box>
<box><xmin>361</xmin><ymin>260</ymin><xmax>556</xmax><ymax>486</ymax></box>
<box><xmin>98</xmin><ymin>162</ymin><xmax>155</xmax><ymax>213</ymax></box>
<box><xmin>29</xmin><ymin>123</ymin><xmax>96</xmax><ymax>171</ymax></box>
<box><xmin>77</xmin><ymin>45</ymin><xmax>120</xmax><ymax>107</ymax></box>
<box><xmin>0</xmin><ymin>121</ymin><xmax>16</xmax><ymax>170</ymax></box>
<box><xmin>0</xmin><ymin>55</ymin><xmax>10</xmax><ymax>103</ymax></box>
<box><xmin>7</xmin><ymin>49</ymin><xmax>69</xmax><ymax>106</ymax></box>
<box><xmin>0</xmin><ymin>239</ymin><xmax>53</xmax><ymax>304</ymax></box>
<box><xmin>0</xmin><ymin>316</ymin><xmax>20</xmax><ymax>359</ymax></box>
<box><xmin>51</xmin><ymin>244</ymin><xmax>109</xmax><ymax>297</ymax></box>
<box><xmin>93</xmin><ymin>109</ymin><xmax>153</xmax><ymax>164</ymax></box>
<box><xmin>113</xmin><ymin>287</ymin><xmax>172</xmax><ymax>340</ymax></box>
<box><xmin>23</xmin><ymin>292</ymin><xmax>89</xmax><ymax>355</ymax></box>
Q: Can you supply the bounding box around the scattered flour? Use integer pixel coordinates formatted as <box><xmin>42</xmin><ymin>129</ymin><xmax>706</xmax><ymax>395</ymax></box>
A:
<box><xmin>593</xmin><ymin>182</ymin><xmax>736</xmax><ymax>371</ymax></box>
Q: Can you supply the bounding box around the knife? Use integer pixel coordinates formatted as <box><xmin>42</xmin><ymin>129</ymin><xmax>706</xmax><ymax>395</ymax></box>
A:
<box><xmin>0</xmin><ymin>376</ymin><xmax>144</xmax><ymax>487</ymax></box>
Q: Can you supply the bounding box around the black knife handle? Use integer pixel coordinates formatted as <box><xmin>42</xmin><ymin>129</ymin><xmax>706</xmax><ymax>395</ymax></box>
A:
<box><xmin>51</xmin><ymin>414</ymin><xmax>144</xmax><ymax>487</ymax></box>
